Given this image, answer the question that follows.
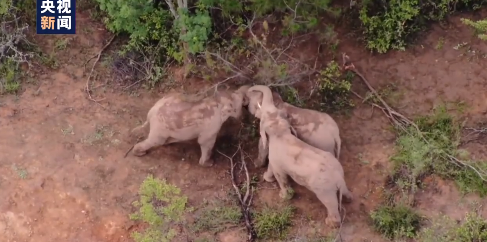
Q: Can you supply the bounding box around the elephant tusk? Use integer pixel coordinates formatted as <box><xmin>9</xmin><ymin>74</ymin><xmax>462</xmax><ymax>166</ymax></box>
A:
<box><xmin>257</xmin><ymin>102</ymin><xmax>262</xmax><ymax>109</ymax></box>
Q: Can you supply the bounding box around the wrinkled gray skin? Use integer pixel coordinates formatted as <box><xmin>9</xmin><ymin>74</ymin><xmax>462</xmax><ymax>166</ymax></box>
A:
<box><xmin>129</xmin><ymin>85</ymin><xmax>250</xmax><ymax>167</ymax></box>
<box><xmin>248</xmin><ymin>85</ymin><xmax>353</xmax><ymax>228</ymax></box>
<box><xmin>246</xmin><ymin>90</ymin><xmax>341</xmax><ymax>167</ymax></box>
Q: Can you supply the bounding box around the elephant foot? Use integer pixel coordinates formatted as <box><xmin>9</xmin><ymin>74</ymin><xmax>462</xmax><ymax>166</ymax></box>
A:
<box><xmin>254</xmin><ymin>156</ymin><xmax>266</xmax><ymax>168</ymax></box>
<box><xmin>325</xmin><ymin>215</ymin><xmax>341</xmax><ymax>228</ymax></box>
<box><xmin>279</xmin><ymin>188</ymin><xmax>294</xmax><ymax>200</ymax></box>
<box><xmin>343</xmin><ymin>192</ymin><xmax>353</xmax><ymax>203</ymax></box>
<box><xmin>132</xmin><ymin>145</ymin><xmax>148</xmax><ymax>157</ymax></box>
<box><xmin>199</xmin><ymin>158</ymin><xmax>215</xmax><ymax>167</ymax></box>
<box><xmin>263</xmin><ymin>171</ymin><xmax>275</xmax><ymax>182</ymax></box>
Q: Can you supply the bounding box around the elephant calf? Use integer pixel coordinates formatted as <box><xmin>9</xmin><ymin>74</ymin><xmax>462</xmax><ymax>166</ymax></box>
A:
<box><xmin>245</xmin><ymin>88</ymin><xmax>341</xmax><ymax>167</ymax></box>
<box><xmin>127</xmin><ymin>85</ymin><xmax>250</xmax><ymax>167</ymax></box>
<box><xmin>248</xmin><ymin>85</ymin><xmax>353</xmax><ymax>228</ymax></box>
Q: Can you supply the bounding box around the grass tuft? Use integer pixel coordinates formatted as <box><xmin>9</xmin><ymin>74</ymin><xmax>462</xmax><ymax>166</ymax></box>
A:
<box><xmin>129</xmin><ymin>174</ymin><xmax>190</xmax><ymax>242</ymax></box>
<box><xmin>370</xmin><ymin>204</ymin><xmax>422</xmax><ymax>240</ymax></box>
<box><xmin>253</xmin><ymin>204</ymin><xmax>295</xmax><ymax>240</ymax></box>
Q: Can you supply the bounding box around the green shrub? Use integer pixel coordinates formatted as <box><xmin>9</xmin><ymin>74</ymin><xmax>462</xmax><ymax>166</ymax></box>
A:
<box><xmin>129</xmin><ymin>175</ymin><xmax>189</xmax><ymax>242</ymax></box>
<box><xmin>317</xmin><ymin>60</ymin><xmax>355</xmax><ymax>112</ymax></box>
<box><xmin>461</xmin><ymin>18</ymin><xmax>487</xmax><ymax>40</ymax></box>
<box><xmin>0</xmin><ymin>59</ymin><xmax>20</xmax><ymax>94</ymax></box>
<box><xmin>1</xmin><ymin>0</ymin><xmax>32</xmax><ymax>94</ymax></box>
<box><xmin>418</xmin><ymin>212</ymin><xmax>487</xmax><ymax>241</ymax></box>
<box><xmin>253</xmin><ymin>204</ymin><xmax>295</xmax><ymax>240</ymax></box>
<box><xmin>175</xmin><ymin>5</ymin><xmax>212</xmax><ymax>54</ymax></box>
<box><xmin>359</xmin><ymin>0</ymin><xmax>486</xmax><ymax>53</ymax></box>
<box><xmin>96</xmin><ymin>0</ymin><xmax>180</xmax><ymax>60</ymax></box>
<box><xmin>391</xmin><ymin>105</ymin><xmax>487</xmax><ymax>196</ymax></box>
<box><xmin>370</xmin><ymin>204</ymin><xmax>422</xmax><ymax>239</ymax></box>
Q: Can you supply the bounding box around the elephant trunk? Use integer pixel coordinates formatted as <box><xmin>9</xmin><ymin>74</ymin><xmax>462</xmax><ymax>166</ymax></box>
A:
<box><xmin>236</xmin><ymin>85</ymin><xmax>251</xmax><ymax>94</ymax></box>
<box><xmin>248</xmin><ymin>85</ymin><xmax>275</xmax><ymax>109</ymax></box>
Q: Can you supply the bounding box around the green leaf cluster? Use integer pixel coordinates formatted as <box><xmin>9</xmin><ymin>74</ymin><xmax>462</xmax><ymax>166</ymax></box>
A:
<box><xmin>359</xmin><ymin>0</ymin><xmax>486</xmax><ymax>53</ymax></box>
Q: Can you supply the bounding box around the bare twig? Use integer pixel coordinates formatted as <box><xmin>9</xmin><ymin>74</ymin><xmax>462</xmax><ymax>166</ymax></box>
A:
<box><xmin>84</xmin><ymin>35</ymin><xmax>115</xmax><ymax>106</ymax></box>
<box><xmin>341</xmin><ymin>52</ymin><xmax>487</xmax><ymax>183</ymax></box>
<box><xmin>217</xmin><ymin>146</ymin><xmax>257</xmax><ymax>242</ymax></box>
<box><xmin>333</xmin><ymin>207</ymin><xmax>347</xmax><ymax>242</ymax></box>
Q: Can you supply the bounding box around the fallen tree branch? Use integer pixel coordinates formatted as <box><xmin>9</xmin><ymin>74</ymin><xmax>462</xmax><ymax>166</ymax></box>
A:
<box><xmin>341</xmin><ymin>52</ymin><xmax>487</xmax><ymax>183</ymax></box>
<box><xmin>217</xmin><ymin>146</ymin><xmax>257</xmax><ymax>242</ymax></box>
<box><xmin>84</xmin><ymin>35</ymin><xmax>115</xmax><ymax>106</ymax></box>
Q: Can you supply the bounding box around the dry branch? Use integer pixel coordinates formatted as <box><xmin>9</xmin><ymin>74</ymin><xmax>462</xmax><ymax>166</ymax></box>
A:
<box><xmin>84</xmin><ymin>35</ymin><xmax>115</xmax><ymax>106</ymax></box>
<box><xmin>217</xmin><ymin>146</ymin><xmax>257</xmax><ymax>242</ymax></box>
<box><xmin>341</xmin><ymin>52</ymin><xmax>487</xmax><ymax>183</ymax></box>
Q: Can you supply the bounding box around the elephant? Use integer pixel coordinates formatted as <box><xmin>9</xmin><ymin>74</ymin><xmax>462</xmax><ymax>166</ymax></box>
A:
<box><xmin>245</xmin><ymin>88</ymin><xmax>342</xmax><ymax>167</ymax></box>
<box><xmin>126</xmin><ymin>85</ymin><xmax>251</xmax><ymax>167</ymax></box>
<box><xmin>248</xmin><ymin>85</ymin><xmax>353</xmax><ymax>228</ymax></box>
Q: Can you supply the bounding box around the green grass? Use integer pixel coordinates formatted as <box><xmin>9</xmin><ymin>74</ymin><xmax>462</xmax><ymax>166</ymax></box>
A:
<box><xmin>370</xmin><ymin>204</ymin><xmax>422</xmax><ymax>240</ymax></box>
<box><xmin>0</xmin><ymin>59</ymin><xmax>21</xmax><ymax>94</ymax></box>
<box><xmin>129</xmin><ymin>174</ymin><xmax>190</xmax><ymax>242</ymax></box>
<box><xmin>192</xmin><ymin>200</ymin><xmax>242</xmax><ymax>233</ymax></box>
<box><xmin>418</xmin><ymin>212</ymin><xmax>487</xmax><ymax>241</ymax></box>
<box><xmin>253</xmin><ymin>204</ymin><xmax>295</xmax><ymax>240</ymax></box>
<box><xmin>316</xmin><ymin>60</ymin><xmax>355</xmax><ymax>113</ymax></box>
<box><xmin>390</xmin><ymin>105</ymin><xmax>487</xmax><ymax>197</ymax></box>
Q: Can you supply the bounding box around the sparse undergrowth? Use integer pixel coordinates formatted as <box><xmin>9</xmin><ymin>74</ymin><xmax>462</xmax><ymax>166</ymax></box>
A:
<box><xmin>315</xmin><ymin>60</ymin><xmax>355</xmax><ymax>113</ymax></box>
<box><xmin>192</xmin><ymin>199</ymin><xmax>242</xmax><ymax>234</ymax></box>
<box><xmin>418</xmin><ymin>211</ymin><xmax>487</xmax><ymax>241</ymax></box>
<box><xmin>0</xmin><ymin>0</ymin><xmax>33</xmax><ymax>94</ymax></box>
<box><xmin>461</xmin><ymin>18</ymin><xmax>487</xmax><ymax>41</ymax></box>
<box><xmin>370</xmin><ymin>204</ymin><xmax>422</xmax><ymax>240</ymax></box>
<box><xmin>129</xmin><ymin>175</ymin><xmax>190</xmax><ymax>242</ymax></box>
<box><xmin>371</xmin><ymin>204</ymin><xmax>487</xmax><ymax>241</ymax></box>
<box><xmin>390</xmin><ymin>105</ymin><xmax>487</xmax><ymax>197</ymax></box>
<box><xmin>253</xmin><ymin>204</ymin><xmax>296</xmax><ymax>240</ymax></box>
<box><xmin>358</xmin><ymin>0</ymin><xmax>486</xmax><ymax>53</ymax></box>
<box><xmin>370</xmin><ymin>104</ymin><xmax>487</xmax><ymax>240</ymax></box>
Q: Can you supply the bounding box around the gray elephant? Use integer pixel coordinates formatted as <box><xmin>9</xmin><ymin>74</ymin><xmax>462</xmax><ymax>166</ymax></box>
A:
<box><xmin>126</xmin><ymin>85</ymin><xmax>250</xmax><ymax>167</ymax></box>
<box><xmin>248</xmin><ymin>85</ymin><xmax>353</xmax><ymax>228</ymax></box>
<box><xmin>245</xmin><ymin>88</ymin><xmax>341</xmax><ymax>167</ymax></box>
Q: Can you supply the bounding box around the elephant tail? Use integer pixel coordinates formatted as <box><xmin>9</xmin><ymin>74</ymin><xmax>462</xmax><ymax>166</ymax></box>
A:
<box><xmin>248</xmin><ymin>85</ymin><xmax>275</xmax><ymax>108</ymax></box>
<box><xmin>131</xmin><ymin>120</ymin><xmax>149</xmax><ymax>134</ymax></box>
<box><xmin>334</xmin><ymin>135</ymin><xmax>341</xmax><ymax>160</ymax></box>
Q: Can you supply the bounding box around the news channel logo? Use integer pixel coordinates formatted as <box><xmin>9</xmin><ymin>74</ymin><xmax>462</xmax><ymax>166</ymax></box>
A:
<box><xmin>37</xmin><ymin>0</ymin><xmax>76</xmax><ymax>34</ymax></box>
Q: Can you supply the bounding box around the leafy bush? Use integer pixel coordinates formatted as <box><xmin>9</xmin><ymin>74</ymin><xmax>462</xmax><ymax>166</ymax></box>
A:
<box><xmin>96</xmin><ymin>0</ymin><xmax>180</xmax><ymax>61</ymax></box>
<box><xmin>317</xmin><ymin>60</ymin><xmax>355</xmax><ymax>113</ymax></box>
<box><xmin>461</xmin><ymin>18</ymin><xmax>487</xmax><ymax>40</ymax></box>
<box><xmin>175</xmin><ymin>5</ymin><xmax>212</xmax><ymax>54</ymax></box>
<box><xmin>130</xmin><ymin>175</ymin><xmax>190</xmax><ymax>242</ymax></box>
<box><xmin>1</xmin><ymin>0</ymin><xmax>32</xmax><ymax>94</ymax></box>
<box><xmin>370</xmin><ymin>204</ymin><xmax>422</xmax><ymax>239</ymax></box>
<box><xmin>359</xmin><ymin>0</ymin><xmax>486</xmax><ymax>53</ymax></box>
<box><xmin>418</xmin><ymin>212</ymin><xmax>487</xmax><ymax>241</ymax></box>
<box><xmin>0</xmin><ymin>59</ymin><xmax>20</xmax><ymax>94</ymax></box>
<box><xmin>391</xmin><ymin>105</ymin><xmax>487</xmax><ymax>196</ymax></box>
<box><xmin>253</xmin><ymin>204</ymin><xmax>295</xmax><ymax>240</ymax></box>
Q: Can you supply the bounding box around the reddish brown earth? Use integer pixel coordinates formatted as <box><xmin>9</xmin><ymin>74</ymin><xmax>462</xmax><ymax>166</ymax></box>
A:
<box><xmin>1</xmin><ymin>7</ymin><xmax>487</xmax><ymax>242</ymax></box>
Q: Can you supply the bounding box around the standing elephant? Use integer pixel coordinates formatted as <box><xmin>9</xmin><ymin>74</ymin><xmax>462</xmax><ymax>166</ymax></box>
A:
<box><xmin>126</xmin><ymin>85</ymin><xmax>250</xmax><ymax>167</ymax></box>
<box><xmin>245</xmin><ymin>88</ymin><xmax>342</xmax><ymax>167</ymax></box>
<box><xmin>248</xmin><ymin>85</ymin><xmax>353</xmax><ymax>228</ymax></box>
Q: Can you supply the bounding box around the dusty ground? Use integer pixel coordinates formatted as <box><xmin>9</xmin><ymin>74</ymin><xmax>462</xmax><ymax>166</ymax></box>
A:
<box><xmin>1</xmin><ymin>7</ymin><xmax>486</xmax><ymax>242</ymax></box>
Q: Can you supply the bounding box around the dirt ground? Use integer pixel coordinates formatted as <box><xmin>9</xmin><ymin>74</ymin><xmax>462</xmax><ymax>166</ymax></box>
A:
<box><xmin>1</xmin><ymin>8</ymin><xmax>487</xmax><ymax>242</ymax></box>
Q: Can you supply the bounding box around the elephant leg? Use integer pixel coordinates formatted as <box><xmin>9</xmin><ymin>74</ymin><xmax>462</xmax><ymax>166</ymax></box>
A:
<box><xmin>263</xmin><ymin>163</ymin><xmax>276</xmax><ymax>182</ymax></box>
<box><xmin>316</xmin><ymin>191</ymin><xmax>341</xmax><ymax>228</ymax></box>
<box><xmin>273</xmin><ymin>170</ymin><xmax>293</xmax><ymax>200</ymax></box>
<box><xmin>341</xmin><ymin>186</ymin><xmax>353</xmax><ymax>203</ymax></box>
<box><xmin>255</xmin><ymin>136</ymin><xmax>269</xmax><ymax>167</ymax></box>
<box><xmin>132</xmin><ymin>131</ymin><xmax>168</xmax><ymax>156</ymax></box>
<box><xmin>197</xmin><ymin>134</ymin><xmax>217</xmax><ymax>167</ymax></box>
